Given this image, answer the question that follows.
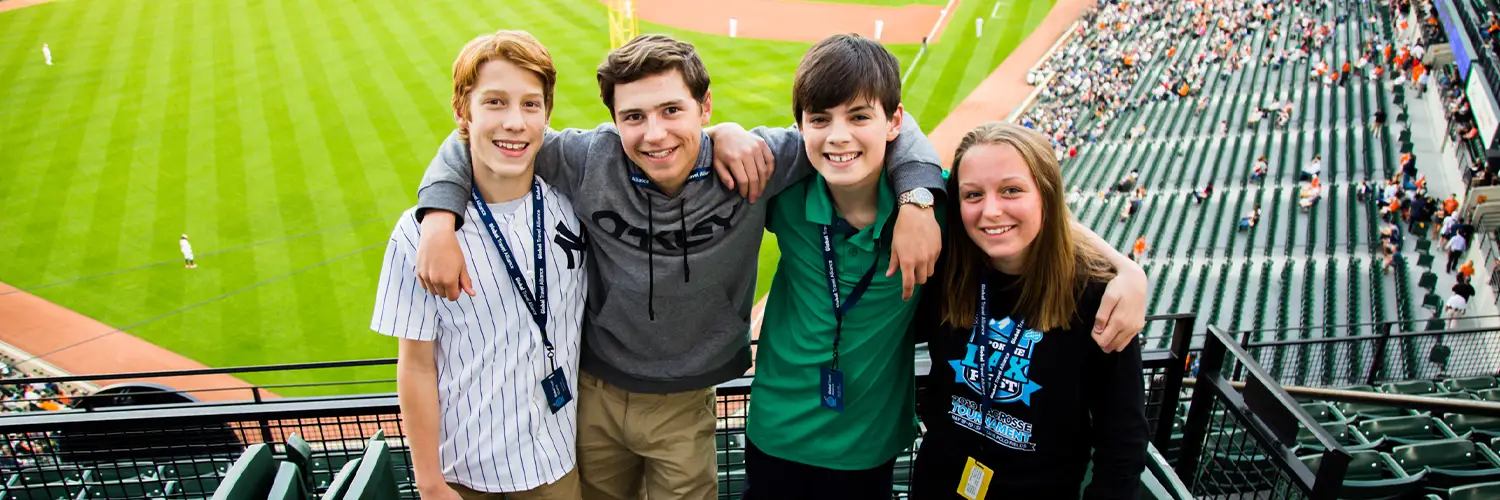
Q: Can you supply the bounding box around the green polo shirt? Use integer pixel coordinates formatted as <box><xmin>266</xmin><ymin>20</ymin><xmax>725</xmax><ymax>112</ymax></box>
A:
<box><xmin>746</xmin><ymin>171</ymin><xmax>926</xmax><ymax>470</ymax></box>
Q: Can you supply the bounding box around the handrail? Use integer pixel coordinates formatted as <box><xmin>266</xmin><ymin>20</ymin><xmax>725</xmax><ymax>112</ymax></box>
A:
<box><xmin>1184</xmin><ymin>379</ymin><xmax>1500</xmax><ymax>417</ymax></box>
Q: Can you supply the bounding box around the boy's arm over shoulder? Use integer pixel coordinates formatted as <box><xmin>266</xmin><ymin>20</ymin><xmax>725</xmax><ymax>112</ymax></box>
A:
<box><xmin>885</xmin><ymin>110</ymin><xmax>946</xmax><ymax>197</ymax></box>
<box><xmin>746</xmin><ymin>123</ymin><xmax>817</xmax><ymax>199</ymax></box>
<box><xmin>371</xmin><ymin>213</ymin><xmax>440</xmax><ymax>341</ymax></box>
<box><xmin>415</xmin><ymin>131</ymin><xmax>476</xmax><ymax>229</ymax></box>
<box><xmin>534</xmin><ymin>124</ymin><xmax>610</xmax><ymax>196</ymax></box>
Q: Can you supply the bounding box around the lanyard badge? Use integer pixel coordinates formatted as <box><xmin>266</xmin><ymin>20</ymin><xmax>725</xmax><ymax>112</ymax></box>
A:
<box><xmin>817</xmin><ymin>224</ymin><xmax>879</xmax><ymax>412</ymax></box>
<box><xmin>470</xmin><ymin>181</ymin><xmax>570</xmax><ymax>413</ymax></box>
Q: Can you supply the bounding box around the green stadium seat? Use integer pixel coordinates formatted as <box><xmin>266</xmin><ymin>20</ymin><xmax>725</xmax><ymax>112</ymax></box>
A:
<box><xmin>7</xmin><ymin>470</ymin><xmax>85</xmax><ymax>487</ymax></box>
<box><xmin>268</xmin><ymin>463</ymin><xmax>308</xmax><ymax>500</ymax></box>
<box><xmin>1301</xmin><ymin>402</ymin><xmax>1353</xmax><ymax>424</ymax></box>
<box><xmin>1417</xmin><ymin>239</ymin><xmax>1432</xmax><ymax>253</ymax></box>
<box><xmin>1479</xmin><ymin>389</ymin><xmax>1500</xmax><ymax>402</ymax></box>
<box><xmin>1443</xmin><ymin>377</ymin><xmax>1500</xmax><ymax>392</ymax></box>
<box><xmin>75</xmin><ymin>480</ymin><xmax>167</xmax><ymax>499</ymax></box>
<box><xmin>1294</xmin><ymin>422</ymin><xmax>1377</xmax><ymax>454</ymax></box>
<box><xmin>319</xmin><ymin>459</ymin><xmax>361</xmax><ymax>500</ymax></box>
<box><xmin>1390</xmin><ymin>439</ymin><xmax>1500</xmax><ymax>490</ymax></box>
<box><xmin>1443</xmin><ymin>414</ymin><xmax>1500</xmax><ymax>440</ymax></box>
<box><xmin>1357</xmin><ymin>416</ymin><xmax>1459</xmax><ymax>447</ymax></box>
<box><xmin>1140</xmin><ymin>444</ymin><xmax>1191</xmax><ymax>500</ymax></box>
<box><xmin>1301</xmin><ymin>450</ymin><xmax>1426</xmax><ymax>500</ymax></box>
<box><xmin>1418</xmin><ymin>272</ymin><xmax>1438</xmax><ymax>290</ymax></box>
<box><xmin>161</xmin><ymin>460</ymin><xmax>233</xmax><ymax>479</ymax></box>
<box><xmin>210</xmin><ymin>444</ymin><xmax>276</xmax><ymax>500</ymax></box>
<box><xmin>87</xmin><ymin>463</ymin><xmax>160</xmax><ymax>483</ymax></box>
<box><xmin>1381</xmin><ymin>380</ymin><xmax>1439</xmax><ymax>395</ymax></box>
<box><xmin>0</xmin><ymin>484</ymin><xmax>78</xmax><ymax>500</ymax></box>
<box><xmin>1422</xmin><ymin>293</ymin><xmax>1442</xmax><ymax>311</ymax></box>
<box><xmin>1428</xmin><ymin>391</ymin><xmax>1479</xmax><ymax>401</ymax></box>
<box><xmin>285</xmin><ymin>434</ymin><xmax>315</xmax><ymax>494</ymax></box>
<box><xmin>344</xmin><ymin>432</ymin><xmax>398</xmax><ymax>500</ymax></box>
<box><xmin>1418</xmin><ymin>254</ymin><xmax>1435</xmax><ymax>268</ymax></box>
<box><xmin>1445</xmin><ymin>480</ymin><xmax>1500</xmax><ymax>500</ymax></box>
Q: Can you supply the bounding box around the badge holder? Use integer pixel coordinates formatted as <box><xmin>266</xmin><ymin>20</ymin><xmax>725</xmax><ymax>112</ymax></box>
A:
<box><xmin>540</xmin><ymin>350</ymin><xmax>571</xmax><ymax>414</ymax></box>
<box><xmin>820</xmin><ymin>366</ymin><xmax>844</xmax><ymax>413</ymax></box>
<box><xmin>957</xmin><ymin>457</ymin><xmax>993</xmax><ymax>500</ymax></box>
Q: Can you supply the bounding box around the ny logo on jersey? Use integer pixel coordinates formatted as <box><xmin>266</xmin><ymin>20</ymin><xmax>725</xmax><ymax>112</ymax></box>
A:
<box><xmin>552</xmin><ymin>223</ymin><xmax>586</xmax><ymax>269</ymax></box>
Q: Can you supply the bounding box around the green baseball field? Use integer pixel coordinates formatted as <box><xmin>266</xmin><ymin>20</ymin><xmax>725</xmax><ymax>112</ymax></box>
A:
<box><xmin>0</xmin><ymin>0</ymin><xmax>1053</xmax><ymax>395</ymax></box>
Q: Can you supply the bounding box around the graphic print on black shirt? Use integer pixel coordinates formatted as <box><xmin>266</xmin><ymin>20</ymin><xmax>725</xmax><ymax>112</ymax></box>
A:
<box><xmin>949</xmin><ymin>314</ymin><xmax>1044</xmax><ymax>452</ymax></box>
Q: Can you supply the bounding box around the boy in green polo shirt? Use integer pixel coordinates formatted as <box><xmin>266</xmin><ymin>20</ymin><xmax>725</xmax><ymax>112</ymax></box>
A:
<box><xmin>743</xmin><ymin>33</ymin><xmax>927</xmax><ymax>498</ymax></box>
<box><xmin>743</xmin><ymin>34</ymin><xmax>1149</xmax><ymax>497</ymax></box>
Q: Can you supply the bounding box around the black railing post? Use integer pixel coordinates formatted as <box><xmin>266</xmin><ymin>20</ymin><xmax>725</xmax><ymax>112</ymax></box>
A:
<box><xmin>1365</xmin><ymin>322</ymin><xmax>1395</xmax><ymax>385</ymax></box>
<box><xmin>1310</xmin><ymin>448</ymin><xmax>1354</xmax><ymax>500</ymax></box>
<box><xmin>253</xmin><ymin>387</ymin><xmax>274</xmax><ymax>446</ymax></box>
<box><xmin>1232</xmin><ymin>329</ymin><xmax>1253</xmax><ymax>381</ymax></box>
<box><xmin>1153</xmin><ymin>315</ymin><xmax>1195</xmax><ymax>452</ymax></box>
<box><xmin>1175</xmin><ymin>325</ymin><xmax>1227</xmax><ymax>487</ymax></box>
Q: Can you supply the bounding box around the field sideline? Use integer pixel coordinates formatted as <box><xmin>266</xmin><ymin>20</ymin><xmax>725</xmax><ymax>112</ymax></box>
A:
<box><xmin>0</xmin><ymin>0</ymin><xmax>1051</xmax><ymax>395</ymax></box>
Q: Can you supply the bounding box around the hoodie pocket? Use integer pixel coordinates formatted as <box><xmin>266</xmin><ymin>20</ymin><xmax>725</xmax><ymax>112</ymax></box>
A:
<box><xmin>591</xmin><ymin>282</ymin><xmax>750</xmax><ymax>380</ymax></box>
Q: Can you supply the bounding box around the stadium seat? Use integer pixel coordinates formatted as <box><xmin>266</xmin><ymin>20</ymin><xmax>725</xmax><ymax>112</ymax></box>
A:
<box><xmin>1338</xmin><ymin>400</ymin><xmax>1415</xmax><ymax>420</ymax></box>
<box><xmin>1390</xmin><ymin>439</ymin><xmax>1500</xmax><ymax>490</ymax></box>
<box><xmin>1293</xmin><ymin>422</ymin><xmax>1377</xmax><ymax>454</ymax></box>
<box><xmin>1300</xmin><ymin>450</ymin><xmax>1426</xmax><ymax>500</ymax></box>
<box><xmin>1444</xmin><ymin>480</ymin><xmax>1500</xmax><ymax>500</ymax></box>
<box><xmin>75</xmin><ymin>480</ymin><xmax>167</xmax><ymax>499</ymax></box>
<box><xmin>1443</xmin><ymin>377</ymin><xmax>1499</xmax><ymax>393</ymax></box>
<box><xmin>268</xmin><ymin>463</ymin><xmax>308</xmax><ymax>500</ymax></box>
<box><xmin>210</xmin><ymin>444</ymin><xmax>276</xmax><ymax>500</ymax></box>
<box><xmin>1418</xmin><ymin>272</ymin><xmax>1437</xmax><ymax>290</ymax></box>
<box><xmin>1421</xmin><ymin>293</ymin><xmax>1442</xmax><ymax>311</ymax></box>
<box><xmin>1417</xmin><ymin>254</ymin><xmax>1435</xmax><ymax>269</ymax></box>
<box><xmin>1357</xmin><ymin>416</ymin><xmax>1459</xmax><ymax>447</ymax></box>
<box><xmin>1380</xmin><ymin>380</ymin><xmax>1439</xmax><ymax>395</ymax></box>
<box><xmin>1301</xmin><ymin>402</ymin><xmax>1353</xmax><ymax>424</ymax></box>
<box><xmin>285</xmin><ymin>434</ymin><xmax>315</xmax><ymax>493</ymax></box>
<box><xmin>7</xmin><ymin>470</ymin><xmax>85</xmax><ymax>487</ymax></box>
<box><xmin>1417</xmin><ymin>239</ymin><xmax>1432</xmax><ymax>253</ymax></box>
<box><xmin>1443</xmin><ymin>414</ymin><xmax>1500</xmax><ymax>440</ymax></box>
<box><xmin>319</xmin><ymin>459</ymin><xmax>361</xmax><ymax>500</ymax></box>
<box><xmin>0</xmin><ymin>483</ymin><xmax>79</xmax><ymax>500</ymax></box>
<box><xmin>343</xmin><ymin>432</ymin><xmax>397</xmax><ymax>500</ymax></box>
<box><xmin>1479</xmin><ymin>389</ymin><xmax>1500</xmax><ymax>402</ymax></box>
<box><xmin>161</xmin><ymin>459</ymin><xmax>233</xmax><ymax>480</ymax></box>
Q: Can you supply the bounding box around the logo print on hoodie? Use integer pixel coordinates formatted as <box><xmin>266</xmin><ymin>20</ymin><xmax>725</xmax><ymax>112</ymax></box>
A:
<box><xmin>552</xmin><ymin>222</ymin><xmax>587</xmax><ymax>269</ymax></box>
<box><xmin>590</xmin><ymin>203</ymin><xmax>740</xmax><ymax>252</ymax></box>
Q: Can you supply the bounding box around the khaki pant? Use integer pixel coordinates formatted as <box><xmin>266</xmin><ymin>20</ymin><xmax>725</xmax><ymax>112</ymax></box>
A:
<box><xmin>576</xmin><ymin>372</ymin><xmax>718</xmax><ymax>500</ymax></box>
<box><xmin>447</xmin><ymin>467</ymin><xmax>580</xmax><ymax>500</ymax></box>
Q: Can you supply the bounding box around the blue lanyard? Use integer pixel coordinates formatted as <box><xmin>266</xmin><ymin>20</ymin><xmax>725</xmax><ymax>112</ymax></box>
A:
<box><xmin>820</xmin><ymin>224</ymin><xmax>879</xmax><ymax>370</ymax></box>
<box><xmin>628</xmin><ymin>166</ymin><xmax>712</xmax><ymax>191</ymax></box>
<box><xmin>470</xmin><ymin>180</ymin><xmax>554</xmax><ymax>369</ymax></box>
<box><xmin>973</xmin><ymin>276</ymin><xmax>1028</xmax><ymax>450</ymax></box>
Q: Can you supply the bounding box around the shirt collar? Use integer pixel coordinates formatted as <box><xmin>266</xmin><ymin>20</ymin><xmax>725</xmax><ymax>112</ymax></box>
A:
<box><xmin>804</xmin><ymin>170</ymin><xmax>895</xmax><ymax>251</ymax></box>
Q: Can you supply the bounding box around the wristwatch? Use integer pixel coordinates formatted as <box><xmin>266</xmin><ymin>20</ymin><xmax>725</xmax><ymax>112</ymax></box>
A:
<box><xmin>898</xmin><ymin>188</ymin><xmax>935</xmax><ymax>209</ymax></box>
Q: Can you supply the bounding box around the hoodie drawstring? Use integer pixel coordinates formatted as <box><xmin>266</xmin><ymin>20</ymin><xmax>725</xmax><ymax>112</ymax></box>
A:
<box><xmin>647</xmin><ymin>204</ymin><xmax>656</xmax><ymax>321</ymax></box>
<box><xmin>680</xmin><ymin>202</ymin><xmax>691</xmax><ymax>282</ymax></box>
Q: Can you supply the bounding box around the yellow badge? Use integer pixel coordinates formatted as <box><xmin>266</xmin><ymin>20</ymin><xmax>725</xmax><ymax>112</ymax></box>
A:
<box><xmin>957</xmin><ymin>456</ymin><xmax>993</xmax><ymax>500</ymax></box>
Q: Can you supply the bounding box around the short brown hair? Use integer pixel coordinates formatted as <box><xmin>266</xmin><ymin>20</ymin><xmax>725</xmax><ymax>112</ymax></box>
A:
<box><xmin>452</xmin><ymin>30</ymin><xmax>557</xmax><ymax>142</ymax></box>
<box><xmin>596</xmin><ymin>34</ymin><xmax>710</xmax><ymax>117</ymax></box>
<box><xmin>793</xmin><ymin>34</ymin><xmax>901</xmax><ymax>123</ymax></box>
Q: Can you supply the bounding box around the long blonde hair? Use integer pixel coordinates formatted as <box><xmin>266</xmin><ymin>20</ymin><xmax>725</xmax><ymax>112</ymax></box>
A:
<box><xmin>940</xmin><ymin>122</ymin><xmax>1115</xmax><ymax>332</ymax></box>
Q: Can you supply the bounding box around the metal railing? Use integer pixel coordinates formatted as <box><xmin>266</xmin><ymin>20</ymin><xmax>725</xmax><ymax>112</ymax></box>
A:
<box><xmin>0</xmin><ymin>314</ymin><xmax>1198</xmax><ymax>500</ymax></box>
<box><xmin>1177</xmin><ymin>326</ymin><xmax>1352</xmax><ymax>499</ymax></box>
<box><xmin>1237</xmin><ymin>323</ymin><xmax>1500</xmax><ymax>387</ymax></box>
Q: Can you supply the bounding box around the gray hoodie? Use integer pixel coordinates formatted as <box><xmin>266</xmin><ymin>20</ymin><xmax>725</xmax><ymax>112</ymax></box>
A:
<box><xmin>416</xmin><ymin>117</ymin><xmax>943</xmax><ymax>393</ymax></box>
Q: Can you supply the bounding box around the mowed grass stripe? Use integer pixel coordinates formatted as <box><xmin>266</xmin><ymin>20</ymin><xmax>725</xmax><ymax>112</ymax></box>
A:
<box><xmin>141</xmin><ymin>0</ymin><xmax>196</xmax><ymax>343</ymax></box>
<box><xmin>89</xmin><ymin>0</ymin><xmax>153</xmax><ymax>317</ymax></box>
<box><xmin>27</xmin><ymin>0</ymin><xmax>129</xmax><ymax>287</ymax></box>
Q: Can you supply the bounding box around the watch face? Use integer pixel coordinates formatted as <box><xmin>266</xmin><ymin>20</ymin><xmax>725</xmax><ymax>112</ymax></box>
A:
<box><xmin>913</xmin><ymin>189</ymin><xmax>934</xmax><ymax>205</ymax></box>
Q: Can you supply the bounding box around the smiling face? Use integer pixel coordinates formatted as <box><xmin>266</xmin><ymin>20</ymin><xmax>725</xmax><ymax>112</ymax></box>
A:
<box><xmin>801</xmin><ymin>100</ymin><xmax>901</xmax><ymax>190</ymax></box>
<box><xmin>611</xmin><ymin>69</ymin><xmax>711</xmax><ymax>194</ymax></box>
<box><xmin>957</xmin><ymin>142</ymin><xmax>1045</xmax><ymax>274</ymax></box>
<box><xmin>462</xmin><ymin>58</ymin><xmax>547</xmax><ymax>179</ymax></box>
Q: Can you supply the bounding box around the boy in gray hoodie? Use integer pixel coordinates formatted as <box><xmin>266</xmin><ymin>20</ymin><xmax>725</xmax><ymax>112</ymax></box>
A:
<box><xmin>412</xmin><ymin>34</ymin><xmax>946</xmax><ymax>499</ymax></box>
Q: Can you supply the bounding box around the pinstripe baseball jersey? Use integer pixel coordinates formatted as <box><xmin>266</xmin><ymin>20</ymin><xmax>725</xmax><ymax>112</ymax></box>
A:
<box><xmin>371</xmin><ymin>177</ymin><xmax>588</xmax><ymax>492</ymax></box>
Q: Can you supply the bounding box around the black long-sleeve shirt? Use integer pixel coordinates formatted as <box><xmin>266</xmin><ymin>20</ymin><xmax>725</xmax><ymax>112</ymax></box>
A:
<box><xmin>911</xmin><ymin>272</ymin><xmax>1147</xmax><ymax>499</ymax></box>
